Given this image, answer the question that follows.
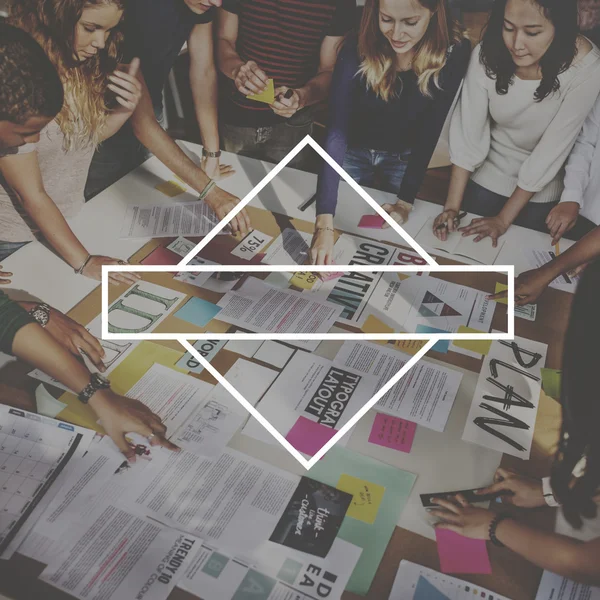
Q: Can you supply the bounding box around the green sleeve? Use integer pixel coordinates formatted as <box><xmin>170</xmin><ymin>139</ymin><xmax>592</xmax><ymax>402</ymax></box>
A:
<box><xmin>0</xmin><ymin>291</ymin><xmax>35</xmax><ymax>354</ymax></box>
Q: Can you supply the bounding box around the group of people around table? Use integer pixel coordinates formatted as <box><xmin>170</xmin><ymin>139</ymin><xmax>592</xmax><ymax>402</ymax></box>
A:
<box><xmin>0</xmin><ymin>0</ymin><xmax>599</xmax><ymax>588</ymax></box>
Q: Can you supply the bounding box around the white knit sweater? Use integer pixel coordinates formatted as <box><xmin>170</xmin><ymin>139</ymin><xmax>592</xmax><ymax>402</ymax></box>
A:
<box><xmin>450</xmin><ymin>42</ymin><xmax>600</xmax><ymax>203</ymax></box>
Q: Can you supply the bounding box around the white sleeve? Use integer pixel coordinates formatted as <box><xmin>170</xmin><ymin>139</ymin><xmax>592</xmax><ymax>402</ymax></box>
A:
<box><xmin>560</xmin><ymin>95</ymin><xmax>600</xmax><ymax>208</ymax></box>
<box><xmin>518</xmin><ymin>57</ymin><xmax>600</xmax><ymax>193</ymax></box>
<box><xmin>449</xmin><ymin>44</ymin><xmax>491</xmax><ymax>172</ymax></box>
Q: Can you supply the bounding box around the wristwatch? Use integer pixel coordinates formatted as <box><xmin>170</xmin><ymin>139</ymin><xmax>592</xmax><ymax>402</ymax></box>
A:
<box><xmin>202</xmin><ymin>148</ymin><xmax>221</xmax><ymax>158</ymax></box>
<box><xmin>542</xmin><ymin>477</ymin><xmax>561</xmax><ymax>507</ymax></box>
<box><xmin>29</xmin><ymin>303</ymin><xmax>51</xmax><ymax>328</ymax></box>
<box><xmin>77</xmin><ymin>373</ymin><xmax>111</xmax><ymax>404</ymax></box>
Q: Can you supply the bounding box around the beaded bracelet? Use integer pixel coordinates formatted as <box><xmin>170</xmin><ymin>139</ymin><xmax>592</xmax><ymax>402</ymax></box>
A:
<box><xmin>315</xmin><ymin>226</ymin><xmax>335</xmax><ymax>233</ymax></box>
<box><xmin>488</xmin><ymin>513</ymin><xmax>511</xmax><ymax>547</ymax></box>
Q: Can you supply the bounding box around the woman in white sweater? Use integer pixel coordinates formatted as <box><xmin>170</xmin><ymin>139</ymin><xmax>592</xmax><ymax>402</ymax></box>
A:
<box><xmin>433</xmin><ymin>0</ymin><xmax>600</xmax><ymax>248</ymax></box>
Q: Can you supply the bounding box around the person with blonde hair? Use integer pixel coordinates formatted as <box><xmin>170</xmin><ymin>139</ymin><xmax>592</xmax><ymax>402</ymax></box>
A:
<box><xmin>309</xmin><ymin>0</ymin><xmax>470</xmax><ymax>265</ymax></box>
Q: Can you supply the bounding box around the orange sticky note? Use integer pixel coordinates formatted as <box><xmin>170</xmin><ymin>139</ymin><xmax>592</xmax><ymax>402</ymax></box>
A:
<box><xmin>247</xmin><ymin>78</ymin><xmax>275</xmax><ymax>104</ymax></box>
<box><xmin>361</xmin><ymin>315</ymin><xmax>393</xmax><ymax>345</ymax></box>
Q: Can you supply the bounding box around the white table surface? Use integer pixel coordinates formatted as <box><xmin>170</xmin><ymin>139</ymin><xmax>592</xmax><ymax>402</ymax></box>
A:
<box><xmin>1</xmin><ymin>140</ymin><xmax>566</xmax><ymax>541</ymax></box>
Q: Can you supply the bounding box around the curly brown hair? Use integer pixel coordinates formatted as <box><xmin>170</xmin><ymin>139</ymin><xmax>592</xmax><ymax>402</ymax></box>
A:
<box><xmin>8</xmin><ymin>0</ymin><xmax>126</xmax><ymax>149</ymax></box>
<box><xmin>0</xmin><ymin>22</ymin><xmax>64</xmax><ymax>124</ymax></box>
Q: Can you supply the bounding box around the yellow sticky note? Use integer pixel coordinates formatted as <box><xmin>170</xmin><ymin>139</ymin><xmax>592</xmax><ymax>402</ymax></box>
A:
<box><xmin>155</xmin><ymin>180</ymin><xmax>186</xmax><ymax>197</ymax></box>
<box><xmin>247</xmin><ymin>78</ymin><xmax>275</xmax><ymax>104</ymax></box>
<box><xmin>337</xmin><ymin>474</ymin><xmax>385</xmax><ymax>525</ymax></box>
<box><xmin>494</xmin><ymin>282</ymin><xmax>509</xmax><ymax>305</ymax></box>
<box><xmin>453</xmin><ymin>326</ymin><xmax>492</xmax><ymax>356</ymax></box>
<box><xmin>394</xmin><ymin>339</ymin><xmax>428</xmax><ymax>355</ymax></box>
<box><xmin>361</xmin><ymin>314</ymin><xmax>393</xmax><ymax>345</ymax></box>
<box><xmin>290</xmin><ymin>271</ymin><xmax>319</xmax><ymax>290</ymax></box>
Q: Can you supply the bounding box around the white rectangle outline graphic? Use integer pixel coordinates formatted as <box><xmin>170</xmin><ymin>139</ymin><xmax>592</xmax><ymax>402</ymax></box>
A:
<box><xmin>101</xmin><ymin>264</ymin><xmax>515</xmax><ymax>342</ymax></box>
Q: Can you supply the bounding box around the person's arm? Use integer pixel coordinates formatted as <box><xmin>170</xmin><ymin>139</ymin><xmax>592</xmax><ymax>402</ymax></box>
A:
<box><xmin>0</xmin><ymin>153</ymin><xmax>138</xmax><ymax>286</ymax></box>
<box><xmin>430</xmin><ymin>495</ymin><xmax>600</xmax><ymax>586</ymax></box>
<box><xmin>463</xmin><ymin>46</ymin><xmax>600</xmax><ymax>245</ymax></box>
<box><xmin>488</xmin><ymin>225</ymin><xmax>600</xmax><ymax>305</ymax></box>
<box><xmin>216</xmin><ymin>5</ymin><xmax>269</xmax><ymax>95</ymax></box>
<box><xmin>188</xmin><ymin>22</ymin><xmax>233</xmax><ymax>181</ymax></box>
<box><xmin>129</xmin><ymin>74</ymin><xmax>251</xmax><ymax>235</ymax></box>
<box><xmin>548</xmin><ymin>96</ymin><xmax>600</xmax><ymax>244</ymax></box>
<box><xmin>309</xmin><ymin>40</ymin><xmax>358</xmax><ymax>265</ymax></box>
<box><xmin>389</xmin><ymin>39</ymin><xmax>471</xmax><ymax>227</ymax></box>
<box><xmin>434</xmin><ymin>45</ymin><xmax>491</xmax><ymax>237</ymax></box>
<box><xmin>271</xmin><ymin>36</ymin><xmax>343</xmax><ymax>118</ymax></box>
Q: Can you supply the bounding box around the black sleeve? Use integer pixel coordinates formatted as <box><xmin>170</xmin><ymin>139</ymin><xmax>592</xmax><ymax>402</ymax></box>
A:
<box><xmin>192</xmin><ymin>5</ymin><xmax>216</xmax><ymax>24</ymax></box>
<box><xmin>221</xmin><ymin>0</ymin><xmax>240</xmax><ymax>15</ymax></box>
<box><xmin>398</xmin><ymin>38</ymin><xmax>472</xmax><ymax>204</ymax></box>
<box><xmin>327</xmin><ymin>0</ymin><xmax>357</xmax><ymax>37</ymax></box>
<box><xmin>0</xmin><ymin>291</ymin><xmax>35</xmax><ymax>354</ymax></box>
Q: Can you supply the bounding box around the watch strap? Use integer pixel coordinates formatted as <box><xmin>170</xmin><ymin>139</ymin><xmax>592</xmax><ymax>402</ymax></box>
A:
<box><xmin>489</xmin><ymin>513</ymin><xmax>510</xmax><ymax>547</ymax></box>
<box><xmin>542</xmin><ymin>477</ymin><xmax>561</xmax><ymax>507</ymax></box>
<box><xmin>202</xmin><ymin>148</ymin><xmax>221</xmax><ymax>158</ymax></box>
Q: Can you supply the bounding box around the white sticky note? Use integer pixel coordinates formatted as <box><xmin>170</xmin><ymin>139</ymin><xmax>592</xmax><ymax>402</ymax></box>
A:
<box><xmin>230</xmin><ymin>230</ymin><xmax>273</xmax><ymax>260</ymax></box>
<box><xmin>224</xmin><ymin>339</ymin><xmax>264</xmax><ymax>358</ymax></box>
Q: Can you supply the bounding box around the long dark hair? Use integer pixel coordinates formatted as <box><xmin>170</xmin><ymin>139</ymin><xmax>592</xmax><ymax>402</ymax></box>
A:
<box><xmin>550</xmin><ymin>258</ymin><xmax>600</xmax><ymax>528</ymax></box>
<box><xmin>480</xmin><ymin>0</ymin><xmax>579</xmax><ymax>102</ymax></box>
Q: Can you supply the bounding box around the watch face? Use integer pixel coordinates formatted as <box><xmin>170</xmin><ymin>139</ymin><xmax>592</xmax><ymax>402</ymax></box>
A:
<box><xmin>32</xmin><ymin>307</ymin><xmax>50</xmax><ymax>327</ymax></box>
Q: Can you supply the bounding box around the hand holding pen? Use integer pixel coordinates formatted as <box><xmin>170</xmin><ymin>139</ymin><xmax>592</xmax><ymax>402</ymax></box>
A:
<box><xmin>432</xmin><ymin>209</ymin><xmax>467</xmax><ymax>241</ymax></box>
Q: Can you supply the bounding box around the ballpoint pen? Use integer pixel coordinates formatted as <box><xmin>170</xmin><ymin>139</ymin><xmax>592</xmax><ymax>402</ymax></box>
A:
<box><xmin>435</xmin><ymin>211</ymin><xmax>467</xmax><ymax>231</ymax></box>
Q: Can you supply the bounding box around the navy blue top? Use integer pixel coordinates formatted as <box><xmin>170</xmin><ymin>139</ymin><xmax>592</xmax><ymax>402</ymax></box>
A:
<box><xmin>316</xmin><ymin>36</ymin><xmax>471</xmax><ymax>215</ymax></box>
<box><xmin>123</xmin><ymin>0</ymin><xmax>215</xmax><ymax>109</ymax></box>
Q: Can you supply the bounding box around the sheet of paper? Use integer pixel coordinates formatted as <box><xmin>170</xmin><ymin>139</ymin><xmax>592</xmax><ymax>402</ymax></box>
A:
<box><xmin>218</xmin><ymin>359</ymin><xmax>279</xmax><ymax>412</ymax></box>
<box><xmin>167</xmin><ymin>236</ymin><xmax>197</xmax><ymax>257</ymax></box>
<box><xmin>406</xmin><ymin>278</ymin><xmax>496</xmax><ymax>334</ymax></box>
<box><xmin>390</xmin><ymin>561</ymin><xmax>513</xmax><ymax>600</ymax></box>
<box><xmin>435</xmin><ymin>529</ymin><xmax>491</xmax><ymax>574</ymax></box>
<box><xmin>41</xmin><ymin>506</ymin><xmax>200</xmax><ymax>600</ymax></box>
<box><xmin>242</xmin><ymin>351</ymin><xmax>379</xmax><ymax>445</ymax></box>
<box><xmin>230</xmin><ymin>229</ymin><xmax>273</xmax><ymax>260</ymax></box>
<box><xmin>175</xmin><ymin>296</ymin><xmax>222</xmax><ymax>327</ymax></box>
<box><xmin>253</xmin><ymin>340</ymin><xmax>295</xmax><ymax>368</ymax></box>
<box><xmin>336</xmin><ymin>473</ymin><xmax>385</xmax><ymax>525</ymax></box>
<box><xmin>462</xmin><ymin>335</ymin><xmax>548</xmax><ymax>458</ymax></box>
<box><xmin>216</xmin><ymin>276</ymin><xmax>342</xmax><ymax>350</ymax></box>
<box><xmin>179</xmin><ymin>538</ymin><xmax>361</xmax><ymax>600</ymax></box>
<box><xmin>535</xmin><ymin>569</ymin><xmax>600</xmax><ymax>599</ymax></box>
<box><xmin>126</xmin><ymin>363</ymin><xmax>213</xmax><ymax>436</ymax></box>
<box><xmin>334</xmin><ymin>341</ymin><xmax>462</xmax><ymax>432</ymax></box>
<box><xmin>224</xmin><ymin>339</ymin><xmax>264</xmax><ymax>357</ymax></box>
<box><xmin>176</xmin><ymin>340</ymin><xmax>227</xmax><ymax>373</ymax></box>
<box><xmin>415</xmin><ymin>217</ymin><xmax>504</xmax><ymax>264</ymax></box>
<box><xmin>174</xmin><ymin>256</ymin><xmax>218</xmax><ymax>288</ymax></box>
<box><xmin>368</xmin><ymin>413</ymin><xmax>416</xmax><ymax>453</ymax></box>
<box><xmin>262</xmin><ymin>228</ymin><xmax>313</xmax><ymax>265</ymax></box>
<box><xmin>0</xmin><ymin>406</ymin><xmax>89</xmax><ymax>555</ymax></box>
<box><xmin>120</xmin><ymin>201</ymin><xmax>223</xmax><ymax>239</ymax></box>
<box><xmin>285</xmin><ymin>416</ymin><xmax>338</xmax><ymax>456</ymax></box>
<box><xmin>155</xmin><ymin>179</ymin><xmax>186</xmax><ymax>197</ymax></box>
<box><xmin>122</xmin><ymin>448</ymin><xmax>300</xmax><ymax>562</ymax></box>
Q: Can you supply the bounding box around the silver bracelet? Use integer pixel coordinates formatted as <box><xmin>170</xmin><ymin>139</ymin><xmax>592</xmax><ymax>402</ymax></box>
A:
<box><xmin>74</xmin><ymin>254</ymin><xmax>92</xmax><ymax>275</ymax></box>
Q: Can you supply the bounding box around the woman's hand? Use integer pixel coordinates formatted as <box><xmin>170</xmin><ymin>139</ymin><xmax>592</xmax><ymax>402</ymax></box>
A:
<box><xmin>81</xmin><ymin>256</ymin><xmax>141</xmax><ymax>287</ymax></box>
<box><xmin>546</xmin><ymin>202</ymin><xmax>579</xmax><ymax>246</ymax></box>
<box><xmin>205</xmin><ymin>186</ymin><xmax>251</xmax><ymax>236</ymax></box>
<box><xmin>310</xmin><ymin>214</ymin><xmax>335</xmax><ymax>265</ymax></box>
<box><xmin>0</xmin><ymin>265</ymin><xmax>12</xmax><ymax>285</ymax></box>
<box><xmin>233</xmin><ymin>60</ymin><xmax>269</xmax><ymax>96</ymax></box>
<box><xmin>487</xmin><ymin>267</ymin><xmax>554</xmax><ymax>306</ymax></box>
<box><xmin>271</xmin><ymin>87</ymin><xmax>302</xmax><ymax>118</ymax></box>
<box><xmin>381</xmin><ymin>199</ymin><xmax>412</xmax><ymax>228</ymax></box>
<box><xmin>429</xmin><ymin>494</ymin><xmax>496</xmax><ymax>540</ymax></box>
<box><xmin>459</xmin><ymin>216</ymin><xmax>509</xmax><ymax>247</ymax></box>
<box><xmin>475</xmin><ymin>467</ymin><xmax>545</xmax><ymax>508</ymax></box>
<box><xmin>201</xmin><ymin>156</ymin><xmax>235</xmax><ymax>181</ymax></box>
<box><xmin>89</xmin><ymin>389</ymin><xmax>179</xmax><ymax>460</ymax></box>
<box><xmin>108</xmin><ymin>58</ymin><xmax>143</xmax><ymax>115</ymax></box>
<box><xmin>433</xmin><ymin>209</ymin><xmax>459</xmax><ymax>241</ymax></box>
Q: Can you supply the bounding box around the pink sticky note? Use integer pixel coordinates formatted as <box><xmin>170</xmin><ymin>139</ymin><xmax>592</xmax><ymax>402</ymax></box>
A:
<box><xmin>358</xmin><ymin>214</ymin><xmax>386</xmax><ymax>229</ymax></box>
<box><xmin>368</xmin><ymin>413</ymin><xmax>416</xmax><ymax>453</ymax></box>
<box><xmin>435</xmin><ymin>529</ymin><xmax>492</xmax><ymax>574</ymax></box>
<box><xmin>140</xmin><ymin>246</ymin><xmax>181</xmax><ymax>266</ymax></box>
<box><xmin>285</xmin><ymin>416</ymin><xmax>337</xmax><ymax>456</ymax></box>
<box><xmin>318</xmin><ymin>271</ymin><xmax>344</xmax><ymax>282</ymax></box>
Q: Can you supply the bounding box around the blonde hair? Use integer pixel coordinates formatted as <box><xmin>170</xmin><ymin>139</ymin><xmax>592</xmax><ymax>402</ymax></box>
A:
<box><xmin>358</xmin><ymin>0</ymin><xmax>465</xmax><ymax>101</ymax></box>
<box><xmin>8</xmin><ymin>0</ymin><xmax>125</xmax><ymax>149</ymax></box>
